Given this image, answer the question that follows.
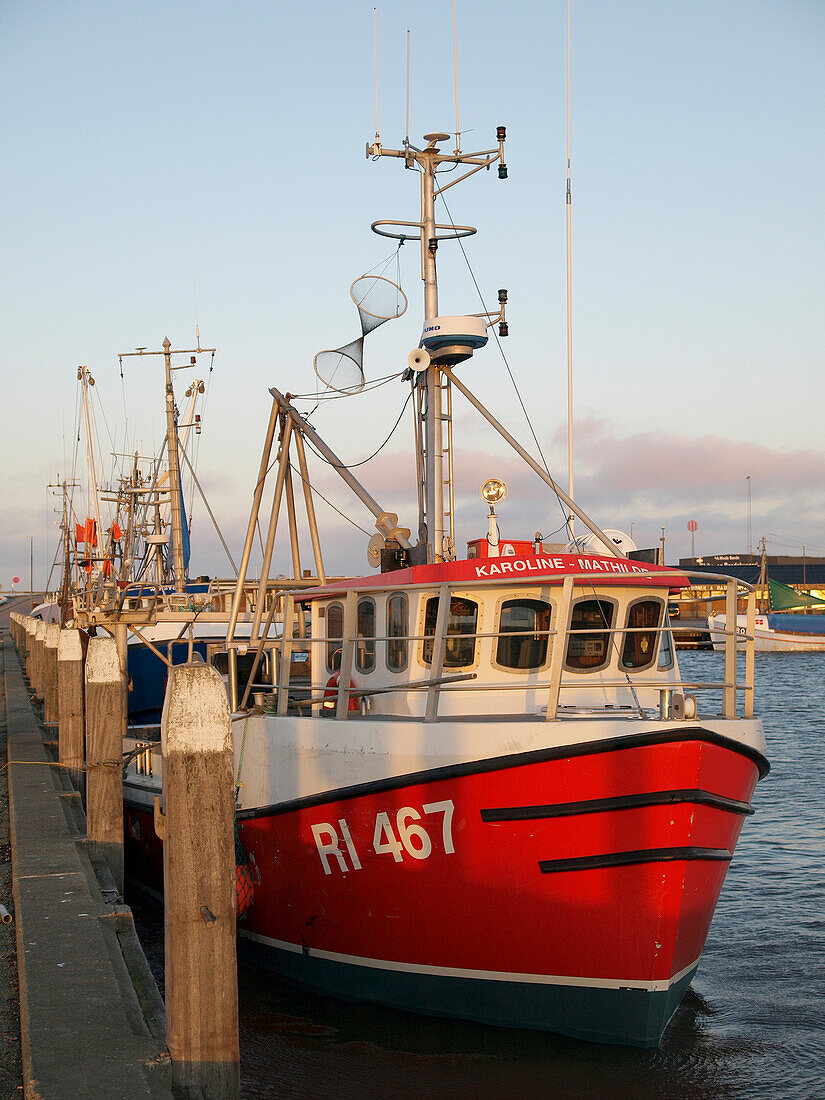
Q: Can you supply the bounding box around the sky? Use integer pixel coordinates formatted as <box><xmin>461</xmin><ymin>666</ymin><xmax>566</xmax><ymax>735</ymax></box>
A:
<box><xmin>2</xmin><ymin>0</ymin><xmax>824</xmax><ymax>589</ymax></box>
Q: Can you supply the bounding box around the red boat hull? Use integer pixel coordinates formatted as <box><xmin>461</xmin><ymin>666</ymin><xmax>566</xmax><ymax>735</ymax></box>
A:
<box><xmin>125</xmin><ymin>727</ymin><xmax>764</xmax><ymax>1046</ymax></box>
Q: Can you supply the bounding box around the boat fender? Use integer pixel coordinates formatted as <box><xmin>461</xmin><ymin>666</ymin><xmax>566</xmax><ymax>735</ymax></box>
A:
<box><xmin>324</xmin><ymin>673</ymin><xmax>359</xmax><ymax>713</ymax></box>
<box><xmin>235</xmin><ymin>826</ymin><xmax>255</xmax><ymax>919</ymax></box>
<box><xmin>236</xmin><ymin>863</ymin><xmax>254</xmax><ymax>919</ymax></box>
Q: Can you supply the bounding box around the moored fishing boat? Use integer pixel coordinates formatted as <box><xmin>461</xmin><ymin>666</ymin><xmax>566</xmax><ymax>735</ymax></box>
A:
<box><xmin>708</xmin><ymin>553</ymin><xmax>825</xmax><ymax>652</ymax></box>
<box><xmin>123</xmin><ymin>121</ymin><xmax>768</xmax><ymax>1047</ymax></box>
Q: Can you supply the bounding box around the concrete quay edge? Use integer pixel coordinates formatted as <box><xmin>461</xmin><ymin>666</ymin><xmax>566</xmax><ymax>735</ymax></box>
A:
<box><xmin>3</xmin><ymin>631</ymin><xmax>173</xmax><ymax>1100</ymax></box>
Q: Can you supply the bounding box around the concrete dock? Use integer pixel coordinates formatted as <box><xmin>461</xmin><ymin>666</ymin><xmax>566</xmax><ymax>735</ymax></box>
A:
<box><xmin>1</xmin><ymin>619</ymin><xmax>174</xmax><ymax>1099</ymax></box>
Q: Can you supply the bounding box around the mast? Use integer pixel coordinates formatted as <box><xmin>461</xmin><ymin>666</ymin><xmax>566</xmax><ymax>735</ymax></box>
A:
<box><xmin>118</xmin><ymin>341</ymin><xmax>215</xmax><ymax>591</ymax></box>
<box><xmin>77</xmin><ymin>365</ymin><xmax>104</xmax><ymax>570</ymax></box>
<box><xmin>421</xmin><ymin>142</ymin><xmax>444</xmax><ymax>561</ymax></box>
<box><xmin>48</xmin><ymin>476</ymin><xmax>79</xmax><ymax>624</ymax></box>
<box><xmin>565</xmin><ymin>0</ymin><xmax>574</xmax><ymax>534</ymax></box>
<box><xmin>368</xmin><ymin>129</ymin><xmax>507</xmax><ymax>562</ymax></box>
<box><xmin>162</xmin><ymin>337</ymin><xmax>187</xmax><ymax>588</ymax></box>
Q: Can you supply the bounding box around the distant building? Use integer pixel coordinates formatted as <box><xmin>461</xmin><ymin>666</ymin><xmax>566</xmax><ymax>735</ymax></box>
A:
<box><xmin>678</xmin><ymin>554</ymin><xmax>825</xmax><ymax>587</ymax></box>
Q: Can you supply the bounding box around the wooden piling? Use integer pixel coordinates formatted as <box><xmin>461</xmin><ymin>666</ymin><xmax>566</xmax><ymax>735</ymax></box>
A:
<box><xmin>58</xmin><ymin>628</ymin><xmax>86</xmax><ymax>794</ymax></box>
<box><xmin>32</xmin><ymin>620</ymin><xmax>47</xmax><ymax>702</ymax></box>
<box><xmin>85</xmin><ymin>635</ymin><xmax>125</xmax><ymax>894</ymax></box>
<box><xmin>23</xmin><ymin>619</ymin><xmax>35</xmax><ymax>682</ymax></box>
<box><xmin>43</xmin><ymin>622</ymin><xmax>60</xmax><ymax>726</ymax></box>
<box><xmin>160</xmin><ymin>662</ymin><xmax>239</xmax><ymax>1098</ymax></box>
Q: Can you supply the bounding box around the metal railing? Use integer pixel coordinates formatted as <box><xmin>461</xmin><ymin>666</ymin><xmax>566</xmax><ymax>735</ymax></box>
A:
<box><xmin>266</xmin><ymin>570</ymin><xmax>756</xmax><ymax>723</ymax></box>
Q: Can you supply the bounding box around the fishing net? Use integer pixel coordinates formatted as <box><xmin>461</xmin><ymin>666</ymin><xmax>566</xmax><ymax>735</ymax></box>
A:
<box><xmin>350</xmin><ymin>275</ymin><xmax>407</xmax><ymax>335</ymax></box>
<box><xmin>313</xmin><ymin>338</ymin><xmax>366</xmax><ymax>395</ymax></box>
<box><xmin>313</xmin><ymin>275</ymin><xmax>407</xmax><ymax>394</ymax></box>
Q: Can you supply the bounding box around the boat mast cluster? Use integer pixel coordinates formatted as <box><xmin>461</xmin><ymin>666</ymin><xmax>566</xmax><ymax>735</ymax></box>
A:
<box><xmin>367</xmin><ymin>129</ymin><xmax>508</xmax><ymax>564</ymax></box>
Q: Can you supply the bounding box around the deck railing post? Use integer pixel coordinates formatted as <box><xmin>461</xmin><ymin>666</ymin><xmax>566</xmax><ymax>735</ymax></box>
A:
<box><xmin>228</xmin><ymin>647</ymin><xmax>239</xmax><ymax>713</ymax></box>
<box><xmin>546</xmin><ymin>576</ymin><xmax>574</xmax><ymax>721</ymax></box>
<box><xmin>277</xmin><ymin>593</ymin><xmax>295</xmax><ymax>716</ymax></box>
<box><xmin>744</xmin><ymin>588</ymin><xmax>756</xmax><ymax>719</ymax></box>
<box><xmin>723</xmin><ymin>579</ymin><xmax>737</xmax><ymax>717</ymax></box>
<box><xmin>161</xmin><ymin>662</ymin><xmax>240</xmax><ymax>1098</ymax></box>
<box><xmin>336</xmin><ymin>590</ymin><xmax>358</xmax><ymax>719</ymax></box>
<box><xmin>425</xmin><ymin>584</ymin><xmax>451</xmax><ymax>722</ymax></box>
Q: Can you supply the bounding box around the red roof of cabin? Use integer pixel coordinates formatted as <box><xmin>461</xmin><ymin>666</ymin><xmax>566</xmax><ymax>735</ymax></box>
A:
<box><xmin>298</xmin><ymin>552</ymin><xmax>689</xmax><ymax>601</ymax></box>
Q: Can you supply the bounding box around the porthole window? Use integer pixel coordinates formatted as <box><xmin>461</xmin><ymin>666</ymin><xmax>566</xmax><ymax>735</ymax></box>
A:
<box><xmin>326</xmin><ymin>602</ymin><xmax>343</xmax><ymax>672</ymax></box>
<box><xmin>496</xmin><ymin>598</ymin><xmax>552</xmax><ymax>670</ymax></box>
<box><xmin>356</xmin><ymin>597</ymin><xmax>376</xmax><ymax>673</ymax></box>
<box><xmin>386</xmin><ymin>593</ymin><xmax>408</xmax><ymax>672</ymax></box>
<box><xmin>565</xmin><ymin>599</ymin><xmax>615</xmax><ymax>671</ymax></box>
<box><xmin>422</xmin><ymin>596</ymin><xmax>478</xmax><ymax>668</ymax></box>
<box><xmin>621</xmin><ymin>599</ymin><xmax>663</xmax><ymax>671</ymax></box>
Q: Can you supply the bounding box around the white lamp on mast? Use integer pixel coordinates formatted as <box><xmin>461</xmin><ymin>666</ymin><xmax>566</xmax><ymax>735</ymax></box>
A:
<box><xmin>481</xmin><ymin>478</ymin><xmax>506</xmax><ymax>557</ymax></box>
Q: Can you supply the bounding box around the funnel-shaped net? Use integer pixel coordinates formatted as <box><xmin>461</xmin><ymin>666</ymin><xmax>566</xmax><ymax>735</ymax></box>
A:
<box><xmin>313</xmin><ymin>337</ymin><xmax>365</xmax><ymax>394</ymax></box>
<box><xmin>313</xmin><ymin>275</ymin><xmax>407</xmax><ymax>395</ymax></box>
<box><xmin>350</xmin><ymin>276</ymin><xmax>408</xmax><ymax>336</ymax></box>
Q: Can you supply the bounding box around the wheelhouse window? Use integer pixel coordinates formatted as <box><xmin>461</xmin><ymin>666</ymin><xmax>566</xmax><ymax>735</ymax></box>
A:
<box><xmin>356</xmin><ymin>597</ymin><xmax>376</xmax><ymax>673</ymax></box>
<box><xmin>423</xmin><ymin>596</ymin><xmax>478</xmax><ymax>668</ymax></box>
<box><xmin>621</xmin><ymin>599</ymin><xmax>663</xmax><ymax>671</ymax></box>
<box><xmin>565</xmin><ymin>599</ymin><xmax>615</xmax><ymax>671</ymax></box>
<box><xmin>326</xmin><ymin>601</ymin><xmax>343</xmax><ymax>672</ymax></box>
<box><xmin>496</xmin><ymin>598</ymin><xmax>552</xmax><ymax>670</ymax></box>
<box><xmin>386</xmin><ymin>593</ymin><xmax>408</xmax><ymax>672</ymax></box>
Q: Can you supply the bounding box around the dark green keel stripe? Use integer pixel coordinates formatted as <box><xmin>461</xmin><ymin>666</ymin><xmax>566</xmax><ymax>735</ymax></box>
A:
<box><xmin>236</xmin><ymin>934</ymin><xmax>699</xmax><ymax>1048</ymax></box>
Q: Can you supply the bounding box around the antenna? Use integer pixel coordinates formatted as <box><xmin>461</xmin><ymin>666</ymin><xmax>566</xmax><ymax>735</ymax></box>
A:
<box><xmin>565</xmin><ymin>0</ymin><xmax>574</xmax><ymax>535</ymax></box>
<box><xmin>193</xmin><ymin>274</ymin><xmax>201</xmax><ymax>351</ymax></box>
<box><xmin>405</xmin><ymin>29</ymin><xmax>410</xmax><ymax>147</ymax></box>
<box><xmin>373</xmin><ymin>8</ymin><xmax>380</xmax><ymax>146</ymax></box>
<box><xmin>452</xmin><ymin>0</ymin><xmax>461</xmax><ymax>154</ymax></box>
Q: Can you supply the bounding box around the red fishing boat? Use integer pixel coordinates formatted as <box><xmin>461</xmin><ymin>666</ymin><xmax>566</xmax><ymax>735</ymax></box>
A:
<box><xmin>124</xmin><ymin>121</ymin><xmax>767</xmax><ymax>1047</ymax></box>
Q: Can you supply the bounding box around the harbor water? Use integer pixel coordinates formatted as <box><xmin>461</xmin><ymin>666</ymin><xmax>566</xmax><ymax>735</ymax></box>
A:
<box><xmin>130</xmin><ymin>650</ymin><xmax>825</xmax><ymax>1098</ymax></box>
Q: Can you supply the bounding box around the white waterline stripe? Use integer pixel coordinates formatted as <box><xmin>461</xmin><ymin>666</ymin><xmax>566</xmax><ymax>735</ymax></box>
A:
<box><xmin>239</xmin><ymin>929</ymin><xmax>699</xmax><ymax>993</ymax></box>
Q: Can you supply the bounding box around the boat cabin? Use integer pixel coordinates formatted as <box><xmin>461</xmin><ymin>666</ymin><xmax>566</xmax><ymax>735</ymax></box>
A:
<box><xmin>272</xmin><ymin>552</ymin><xmax>687</xmax><ymax>722</ymax></box>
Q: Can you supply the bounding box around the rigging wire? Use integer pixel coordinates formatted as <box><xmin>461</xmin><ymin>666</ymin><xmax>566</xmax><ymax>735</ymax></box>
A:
<box><xmin>435</xmin><ymin>194</ymin><xmax>649</xmax><ymax>709</ymax></box>
<box><xmin>291</xmin><ymin>370</ymin><xmax>402</xmax><ymax>406</ymax></box>
<box><xmin>251</xmin><ymin>421</ymin><xmax>374</xmax><ymax>542</ymax></box>
<box><xmin>302</xmin><ymin>390</ymin><xmax>412</xmax><ymax>470</ymax></box>
<box><xmin>189</xmin><ymin>350</ymin><xmax>216</xmax><ymax>519</ymax></box>
<box><xmin>436</xmin><ymin>190</ymin><xmax>573</xmax><ymax>541</ymax></box>
<box><xmin>288</xmin><ymin>460</ymin><xmax>372</xmax><ymax>538</ymax></box>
